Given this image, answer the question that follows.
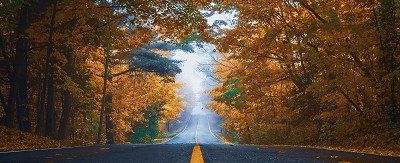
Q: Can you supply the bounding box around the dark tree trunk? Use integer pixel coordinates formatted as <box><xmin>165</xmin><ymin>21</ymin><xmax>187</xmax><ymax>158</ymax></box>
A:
<box><xmin>105</xmin><ymin>94</ymin><xmax>115</xmax><ymax>144</ymax></box>
<box><xmin>58</xmin><ymin>47</ymin><xmax>74</xmax><ymax>140</ymax></box>
<box><xmin>96</xmin><ymin>57</ymin><xmax>109</xmax><ymax>144</ymax></box>
<box><xmin>35</xmin><ymin>75</ymin><xmax>46</xmax><ymax>135</ymax></box>
<box><xmin>44</xmin><ymin>1</ymin><xmax>58</xmax><ymax>137</ymax></box>
<box><xmin>44</xmin><ymin>68</ymin><xmax>56</xmax><ymax>137</ymax></box>
<box><xmin>0</xmin><ymin>36</ymin><xmax>10</xmax><ymax>120</ymax></box>
<box><xmin>5</xmin><ymin>78</ymin><xmax>16</xmax><ymax>127</ymax></box>
<box><xmin>97</xmin><ymin>23</ymin><xmax>111</xmax><ymax>144</ymax></box>
<box><xmin>58</xmin><ymin>90</ymin><xmax>72</xmax><ymax>139</ymax></box>
<box><xmin>0</xmin><ymin>92</ymin><xmax>5</xmax><ymax>109</ymax></box>
<box><xmin>1</xmin><ymin>34</ymin><xmax>15</xmax><ymax>127</ymax></box>
<box><xmin>14</xmin><ymin>6</ymin><xmax>31</xmax><ymax>132</ymax></box>
<box><xmin>379</xmin><ymin>0</ymin><xmax>399</xmax><ymax>124</ymax></box>
<box><xmin>0</xmin><ymin>92</ymin><xmax>8</xmax><ymax>120</ymax></box>
<box><xmin>16</xmin><ymin>72</ymin><xmax>30</xmax><ymax>132</ymax></box>
<box><xmin>33</xmin><ymin>0</ymin><xmax>58</xmax><ymax>135</ymax></box>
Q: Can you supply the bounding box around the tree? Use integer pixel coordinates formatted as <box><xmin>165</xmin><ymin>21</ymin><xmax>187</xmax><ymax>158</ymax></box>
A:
<box><xmin>0</xmin><ymin>0</ymin><xmax>210</xmax><ymax>146</ymax></box>
<box><xmin>209</xmin><ymin>0</ymin><xmax>400</xmax><ymax>150</ymax></box>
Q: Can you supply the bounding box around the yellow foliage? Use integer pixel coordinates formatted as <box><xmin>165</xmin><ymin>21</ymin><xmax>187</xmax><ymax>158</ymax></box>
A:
<box><xmin>209</xmin><ymin>0</ymin><xmax>400</xmax><ymax>155</ymax></box>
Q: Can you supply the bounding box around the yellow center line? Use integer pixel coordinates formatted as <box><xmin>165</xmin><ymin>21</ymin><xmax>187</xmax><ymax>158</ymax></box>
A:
<box><xmin>190</xmin><ymin>144</ymin><xmax>205</xmax><ymax>163</ymax></box>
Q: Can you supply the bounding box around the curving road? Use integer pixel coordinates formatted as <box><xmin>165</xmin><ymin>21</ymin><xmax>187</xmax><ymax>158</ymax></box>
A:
<box><xmin>164</xmin><ymin>108</ymin><xmax>222</xmax><ymax>145</ymax></box>
<box><xmin>0</xmin><ymin>108</ymin><xmax>399</xmax><ymax>162</ymax></box>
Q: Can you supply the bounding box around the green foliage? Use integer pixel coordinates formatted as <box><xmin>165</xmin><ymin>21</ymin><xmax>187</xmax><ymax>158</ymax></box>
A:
<box><xmin>220</xmin><ymin>88</ymin><xmax>240</xmax><ymax>103</ymax></box>
<box><xmin>178</xmin><ymin>34</ymin><xmax>203</xmax><ymax>46</ymax></box>
<box><xmin>216</xmin><ymin>77</ymin><xmax>244</xmax><ymax>108</ymax></box>
<box><xmin>130</xmin><ymin>104</ymin><xmax>162</xmax><ymax>144</ymax></box>
<box><xmin>129</xmin><ymin>49</ymin><xmax>182</xmax><ymax>77</ymax></box>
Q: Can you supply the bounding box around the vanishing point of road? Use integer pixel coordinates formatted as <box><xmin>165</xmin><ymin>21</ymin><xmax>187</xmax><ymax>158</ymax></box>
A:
<box><xmin>0</xmin><ymin>107</ymin><xmax>399</xmax><ymax>163</ymax></box>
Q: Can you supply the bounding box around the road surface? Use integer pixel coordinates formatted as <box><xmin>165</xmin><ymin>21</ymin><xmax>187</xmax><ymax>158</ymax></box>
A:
<box><xmin>1</xmin><ymin>107</ymin><xmax>399</xmax><ymax>162</ymax></box>
<box><xmin>163</xmin><ymin>108</ymin><xmax>222</xmax><ymax>144</ymax></box>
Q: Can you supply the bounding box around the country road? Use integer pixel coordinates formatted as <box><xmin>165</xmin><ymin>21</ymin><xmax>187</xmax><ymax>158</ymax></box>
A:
<box><xmin>164</xmin><ymin>107</ymin><xmax>222</xmax><ymax>145</ymax></box>
<box><xmin>0</xmin><ymin>108</ymin><xmax>399</xmax><ymax>163</ymax></box>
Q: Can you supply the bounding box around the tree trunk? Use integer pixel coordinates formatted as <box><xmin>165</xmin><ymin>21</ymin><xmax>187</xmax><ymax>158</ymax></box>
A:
<box><xmin>44</xmin><ymin>67</ymin><xmax>56</xmax><ymax>137</ymax></box>
<box><xmin>96</xmin><ymin>55</ymin><xmax>110</xmax><ymax>144</ymax></box>
<box><xmin>379</xmin><ymin>0</ymin><xmax>399</xmax><ymax>124</ymax></box>
<box><xmin>105</xmin><ymin>94</ymin><xmax>115</xmax><ymax>144</ymax></box>
<box><xmin>0</xmin><ymin>36</ymin><xmax>10</xmax><ymax>123</ymax></box>
<box><xmin>36</xmin><ymin>74</ymin><xmax>46</xmax><ymax>135</ymax></box>
<box><xmin>58</xmin><ymin>90</ymin><xmax>72</xmax><ymax>139</ymax></box>
<box><xmin>14</xmin><ymin>6</ymin><xmax>31</xmax><ymax>132</ymax></box>
<box><xmin>5</xmin><ymin>78</ymin><xmax>16</xmax><ymax>127</ymax></box>
<box><xmin>0</xmin><ymin>92</ymin><xmax>6</xmax><ymax>111</ymax></box>
<box><xmin>0</xmin><ymin>92</ymin><xmax>8</xmax><ymax>125</ymax></box>
<box><xmin>44</xmin><ymin>1</ymin><xmax>58</xmax><ymax>137</ymax></box>
<box><xmin>58</xmin><ymin>47</ymin><xmax>74</xmax><ymax>139</ymax></box>
<box><xmin>97</xmin><ymin>19</ymin><xmax>112</xmax><ymax>144</ymax></box>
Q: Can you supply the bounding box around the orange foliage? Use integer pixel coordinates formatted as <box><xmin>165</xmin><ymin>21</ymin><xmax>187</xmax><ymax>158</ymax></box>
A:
<box><xmin>209</xmin><ymin>0</ymin><xmax>400</xmax><ymax>154</ymax></box>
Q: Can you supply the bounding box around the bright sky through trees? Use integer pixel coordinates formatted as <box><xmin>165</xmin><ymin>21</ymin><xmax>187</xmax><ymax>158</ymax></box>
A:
<box><xmin>172</xmin><ymin>45</ymin><xmax>216</xmax><ymax>116</ymax></box>
<box><xmin>171</xmin><ymin>10</ymin><xmax>237</xmax><ymax>106</ymax></box>
<box><xmin>173</xmin><ymin>50</ymin><xmax>206</xmax><ymax>98</ymax></box>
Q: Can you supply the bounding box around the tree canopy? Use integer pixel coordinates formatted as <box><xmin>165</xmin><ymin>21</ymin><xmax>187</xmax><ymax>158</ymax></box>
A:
<box><xmin>209</xmin><ymin>0</ymin><xmax>400</xmax><ymax>153</ymax></box>
<box><xmin>0</xmin><ymin>0</ymin><xmax>210</xmax><ymax>148</ymax></box>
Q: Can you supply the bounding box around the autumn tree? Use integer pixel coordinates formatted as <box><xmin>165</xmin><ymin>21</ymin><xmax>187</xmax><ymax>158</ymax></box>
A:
<box><xmin>209</xmin><ymin>0</ymin><xmax>400</xmax><ymax>152</ymax></box>
<box><xmin>0</xmin><ymin>0</ymin><xmax>210</xmax><ymax>147</ymax></box>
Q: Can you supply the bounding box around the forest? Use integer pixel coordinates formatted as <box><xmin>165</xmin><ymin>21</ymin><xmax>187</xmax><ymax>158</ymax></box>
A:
<box><xmin>209</xmin><ymin>0</ymin><xmax>400</xmax><ymax>154</ymax></box>
<box><xmin>0</xmin><ymin>0</ymin><xmax>399</xmax><ymax>155</ymax></box>
<box><xmin>0</xmin><ymin>0</ymin><xmax>210</xmax><ymax>150</ymax></box>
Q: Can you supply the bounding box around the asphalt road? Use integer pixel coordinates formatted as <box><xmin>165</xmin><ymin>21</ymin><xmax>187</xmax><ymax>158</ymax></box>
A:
<box><xmin>1</xmin><ymin>108</ymin><xmax>399</xmax><ymax>162</ymax></box>
<box><xmin>163</xmin><ymin>108</ymin><xmax>222</xmax><ymax>144</ymax></box>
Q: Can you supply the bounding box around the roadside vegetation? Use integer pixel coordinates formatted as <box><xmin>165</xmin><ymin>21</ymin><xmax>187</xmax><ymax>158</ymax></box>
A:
<box><xmin>1</xmin><ymin>0</ymin><xmax>399</xmax><ymax>156</ymax></box>
<box><xmin>0</xmin><ymin>0</ymin><xmax>210</xmax><ymax>150</ymax></box>
<box><xmin>209</xmin><ymin>0</ymin><xmax>400</xmax><ymax>156</ymax></box>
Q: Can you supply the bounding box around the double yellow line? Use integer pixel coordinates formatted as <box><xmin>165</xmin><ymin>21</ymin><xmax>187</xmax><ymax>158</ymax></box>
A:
<box><xmin>190</xmin><ymin>144</ymin><xmax>204</xmax><ymax>163</ymax></box>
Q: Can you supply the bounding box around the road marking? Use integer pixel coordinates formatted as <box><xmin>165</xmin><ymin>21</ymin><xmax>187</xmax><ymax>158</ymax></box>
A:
<box><xmin>161</xmin><ymin>115</ymin><xmax>192</xmax><ymax>144</ymax></box>
<box><xmin>195</xmin><ymin>119</ymin><xmax>199</xmax><ymax>143</ymax></box>
<box><xmin>190</xmin><ymin>144</ymin><xmax>204</xmax><ymax>163</ymax></box>
<box><xmin>206</xmin><ymin>115</ymin><xmax>224</xmax><ymax>143</ymax></box>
